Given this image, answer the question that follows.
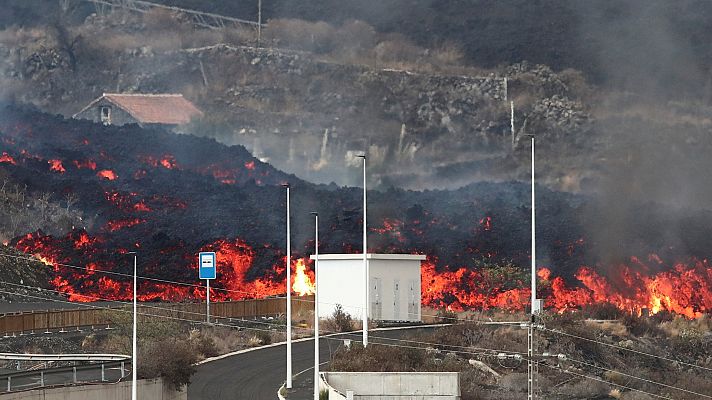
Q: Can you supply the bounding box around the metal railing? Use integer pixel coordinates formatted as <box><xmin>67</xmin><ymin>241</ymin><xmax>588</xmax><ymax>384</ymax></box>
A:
<box><xmin>1</xmin><ymin>360</ymin><xmax>129</xmax><ymax>392</ymax></box>
<box><xmin>0</xmin><ymin>353</ymin><xmax>129</xmax><ymax>362</ymax></box>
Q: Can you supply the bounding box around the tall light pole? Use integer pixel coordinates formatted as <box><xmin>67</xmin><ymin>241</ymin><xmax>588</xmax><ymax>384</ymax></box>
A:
<box><xmin>310</xmin><ymin>212</ymin><xmax>320</xmax><ymax>400</ymax></box>
<box><xmin>282</xmin><ymin>183</ymin><xmax>293</xmax><ymax>389</ymax></box>
<box><xmin>356</xmin><ymin>154</ymin><xmax>368</xmax><ymax>347</ymax></box>
<box><xmin>126</xmin><ymin>251</ymin><xmax>138</xmax><ymax>400</ymax></box>
<box><xmin>528</xmin><ymin>135</ymin><xmax>536</xmax><ymax>400</ymax></box>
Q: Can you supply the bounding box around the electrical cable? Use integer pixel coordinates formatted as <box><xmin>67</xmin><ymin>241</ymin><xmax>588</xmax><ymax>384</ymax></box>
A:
<box><xmin>10</xmin><ymin>280</ymin><xmax>693</xmax><ymax>398</ymax></box>
<box><xmin>0</xmin><ymin>280</ymin><xmax>309</xmax><ymax>332</ymax></box>
<box><xmin>0</xmin><ymin>287</ymin><xmax>281</xmax><ymax>334</ymax></box>
<box><xmin>337</xmin><ymin>331</ymin><xmax>526</xmax><ymax>355</ymax></box>
<box><xmin>0</xmin><ymin>281</ymin><xmax>527</xmax><ymax>357</ymax></box>
<box><xmin>0</xmin><ymin>252</ymin><xmax>526</xmax><ymax>326</ymax></box>
<box><xmin>543</xmin><ymin>327</ymin><xmax>712</xmax><ymax>373</ymax></box>
<box><xmin>537</xmin><ymin>359</ymin><xmax>675</xmax><ymax>400</ymax></box>
<box><xmin>564</xmin><ymin>357</ymin><xmax>712</xmax><ymax>399</ymax></box>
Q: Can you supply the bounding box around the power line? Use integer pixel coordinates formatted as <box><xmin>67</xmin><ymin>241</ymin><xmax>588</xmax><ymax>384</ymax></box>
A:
<box><xmin>0</xmin><ymin>253</ymin><xmax>270</xmax><ymax>298</ymax></box>
<box><xmin>0</xmin><ymin>281</ymin><xmax>306</xmax><ymax>333</ymax></box>
<box><xmin>7</xmin><ymin>281</ymin><xmax>695</xmax><ymax>399</ymax></box>
<box><xmin>3</xmin><ymin>281</ymin><xmax>704</xmax><ymax>399</ymax></box>
<box><xmin>338</xmin><ymin>332</ymin><xmax>526</xmax><ymax>356</ymax></box>
<box><xmin>537</xmin><ymin>360</ymin><xmax>674</xmax><ymax>400</ymax></box>
<box><xmin>564</xmin><ymin>357</ymin><xmax>712</xmax><ymax>399</ymax></box>
<box><xmin>543</xmin><ymin>327</ymin><xmax>712</xmax><ymax>373</ymax></box>
<box><xmin>0</xmin><ymin>253</ymin><xmax>525</xmax><ymax>326</ymax></box>
<box><xmin>0</xmin><ymin>281</ymin><xmax>528</xmax><ymax>358</ymax></box>
<box><xmin>323</xmin><ymin>337</ymin><xmax>500</xmax><ymax>360</ymax></box>
<box><xmin>0</xmin><ymin>287</ymin><xmax>281</xmax><ymax>335</ymax></box>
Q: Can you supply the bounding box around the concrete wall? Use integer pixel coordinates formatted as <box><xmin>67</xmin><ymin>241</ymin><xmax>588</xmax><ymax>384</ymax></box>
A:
<box><xmin>324</xmin><ymin>372</ymin><xmax>459</xmax><ymax>400</ymax></box>
<box><xmin>0</xmin><ymin>378</ymin><xmax>185</xmax><ymax>400</ymax></box>
<box><xmin>314</xmin><ymin>255</ymin><xmax>423</xmax><ymax>321</ymax></box>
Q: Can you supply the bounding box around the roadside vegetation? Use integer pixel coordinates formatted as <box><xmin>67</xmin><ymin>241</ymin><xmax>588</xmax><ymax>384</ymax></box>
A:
<box><xmin>81</xmin><ymin>309</ymin><xmax>307</xmax><ymax>389</ymax></box>
<box><xmin>327</xmin><ymin>312</ymin><xmax>712</xmax><ymax>400</ymax></box>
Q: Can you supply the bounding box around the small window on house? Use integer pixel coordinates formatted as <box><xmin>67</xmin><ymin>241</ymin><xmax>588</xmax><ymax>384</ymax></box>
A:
<box><xmin>100</xmin><ymin>106</ymin><xmax>111</xmax><ymax>125</ymax></box>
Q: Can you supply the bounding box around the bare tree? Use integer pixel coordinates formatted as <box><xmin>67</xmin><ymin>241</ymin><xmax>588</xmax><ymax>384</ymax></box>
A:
<box><xmin>51</xmin><ymin>20</ymin><xmax>82</xmax><ymax>71</ymax></box>
<box><xmin>64</xmin><ymin>192</ymin><xmax>78</xmax><ymax>212</ymax></box>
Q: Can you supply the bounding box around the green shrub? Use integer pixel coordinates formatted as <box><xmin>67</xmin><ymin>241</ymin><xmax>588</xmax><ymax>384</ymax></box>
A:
<box><xmin>622</xmin><ymin>314</ymin><xmax>662</xmax><ymax>337</ymax></box>
<box><xmin>139</xmin><ymin>338</ymin><xmax>198</xmax><ymax>390</ymax></box>
<box><xmin>324</xmin><ymin>304</ymin><xmax>354</xmax><ymax>332</ymax></box>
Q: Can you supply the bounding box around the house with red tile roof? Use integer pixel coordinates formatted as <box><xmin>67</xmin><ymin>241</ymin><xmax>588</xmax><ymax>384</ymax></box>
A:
<box><xmin>73</xmin><ymin>93</ymin><xmax>203</xmax><ymax>129</ymax></box>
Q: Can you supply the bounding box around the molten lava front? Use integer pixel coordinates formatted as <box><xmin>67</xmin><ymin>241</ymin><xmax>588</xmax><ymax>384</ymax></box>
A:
<box><xmin>1</xmin><ymin>107</ymin><xmax>712</xmax><ymax>318</ymax></box>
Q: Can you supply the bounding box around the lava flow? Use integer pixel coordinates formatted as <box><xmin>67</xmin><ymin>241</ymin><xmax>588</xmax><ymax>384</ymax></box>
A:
<box><xmin>2</xmin><ymin>106</ymin><xmax>712</xmax><ymax>318</ymax></box>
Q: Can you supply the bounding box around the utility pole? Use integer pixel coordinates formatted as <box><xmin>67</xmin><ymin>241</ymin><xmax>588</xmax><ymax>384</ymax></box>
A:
<box><xmin>310</xmin><ymin>212</ymin><xmax>320</xmax><ymax>400</ymax></box>
<box><xmin>283</xmin><ymin>183</ymin><xmax>293</xmax><ymax>389</ymax></box>
<box><xmin>356</xmin><ymin>154</ymin><xmax>368</xmax><ymax>347</ymax></box>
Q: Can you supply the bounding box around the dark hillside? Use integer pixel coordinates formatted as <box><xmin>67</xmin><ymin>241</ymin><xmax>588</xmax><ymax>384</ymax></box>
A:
<box><xmin>156</xmin><ymin>0</ymin><xmax>712</xmax><ymax>96</ymax></box>
<box><xmin>4</xmin><ymin>1</ymin><xmax>712</xmax><ymax>95</ymax></box>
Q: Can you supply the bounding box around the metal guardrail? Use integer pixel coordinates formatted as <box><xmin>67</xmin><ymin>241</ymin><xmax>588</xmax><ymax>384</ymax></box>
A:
<box><xmin>0</xmin><ymin>360</ymin><xmax>129</xmax><ymax>392</ymax></box>
<box><xmin>0</xmin><ymin>353</ymin><xmax>129</xmax><ymax>362</ymax></box>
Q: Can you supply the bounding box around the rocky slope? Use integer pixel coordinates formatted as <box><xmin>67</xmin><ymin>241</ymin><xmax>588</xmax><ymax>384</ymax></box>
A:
<box><xmin>0</xmin><ymin>11</ymin><xmax>594</xmax><ymax>190</ymax></box>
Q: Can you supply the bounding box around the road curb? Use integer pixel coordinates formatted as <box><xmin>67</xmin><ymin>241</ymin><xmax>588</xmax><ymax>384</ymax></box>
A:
<box><xmin>277</xmin><ymin>383</ymin><xmax>286</xmax><ymax>400</ymax></box>
<box><xmin>196</xmin><ymin>323</ymin><xmax>450</xmax><ymax>366</ymax></box>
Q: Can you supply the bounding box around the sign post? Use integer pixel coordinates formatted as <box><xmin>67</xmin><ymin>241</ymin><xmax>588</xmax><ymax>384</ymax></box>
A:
<box><xmin>199</xmin><ymin>252</ymin><xmax>217</xmax><ymax>323</ymax></box>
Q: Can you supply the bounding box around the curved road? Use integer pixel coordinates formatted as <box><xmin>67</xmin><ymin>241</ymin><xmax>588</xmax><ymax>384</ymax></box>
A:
<box><xmin>188</xmin><ymin>327</ymin><xmax>443</xmax><ymax>400</ymax></box>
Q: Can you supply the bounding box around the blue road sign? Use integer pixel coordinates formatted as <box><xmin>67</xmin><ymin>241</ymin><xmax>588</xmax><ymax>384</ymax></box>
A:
<box><xmin>199</xmin><ymin>252</ymin><xmax>216</xmax><ymax>279</ymax></box>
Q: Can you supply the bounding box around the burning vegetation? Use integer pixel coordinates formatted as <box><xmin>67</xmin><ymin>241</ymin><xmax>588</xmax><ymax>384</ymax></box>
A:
<box><xmin>0</xmin><ymin>106</ymin><xmax>711</xmax><ymax>318</ymax></box>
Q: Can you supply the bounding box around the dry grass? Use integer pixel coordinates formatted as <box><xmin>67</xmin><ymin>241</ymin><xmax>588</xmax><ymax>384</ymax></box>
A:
<box><xmin>659</xmin><ymin>314</ymin><xmax>712</xmax><ymax>337</ymax></box>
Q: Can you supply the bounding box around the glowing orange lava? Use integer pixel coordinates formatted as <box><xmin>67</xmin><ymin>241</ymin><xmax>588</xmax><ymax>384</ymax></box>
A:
<box><xmin>0</xmin><ymin>152</ymin><xmax>16</xmax><ymax>164</ymax></box>
<box><xmin>97</xmin><ymin>170</ymin><xmax>117</xmax><ymax>180</ymax></box>
<box><xmin>104</xmin><ymin>218</ymin><xmax>145</xmax><ymax>232</ymax></box>
<box><xmin>48</xmin><ymin>159</ymin><xmax>65</xmax><ymax>173</ymax></box>
<box><xmin>292</xmin><ymin>258</ymin><xmax>316</xmax><ymax>295</ymax></box>
<box><xmin>72</xmin><ymin>159</ymin><xmax>97</xmax><ymax>170</ymax></box>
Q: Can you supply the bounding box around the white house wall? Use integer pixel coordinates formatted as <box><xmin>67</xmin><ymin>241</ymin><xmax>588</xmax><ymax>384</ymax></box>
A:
<box><xmin>370</xmin><ymin>259</ymin><xmax>421</xmax><ymax>322</ymax></box>
<box><xmin>315</xmin><ymin>255</ymin><xmax>422</xmax><ymax>322</ymax></box>
<box><xmin>317</xmin><ymin>258</ymin><xmax>366</xmax><ymax>320</ymax></box>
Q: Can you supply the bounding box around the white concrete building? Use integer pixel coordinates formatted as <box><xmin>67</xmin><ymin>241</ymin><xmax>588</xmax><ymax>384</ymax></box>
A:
<box><xmin>310</xmin><ymin>253</ymin><xmax>426</xmax><ymax>322</ymax></box>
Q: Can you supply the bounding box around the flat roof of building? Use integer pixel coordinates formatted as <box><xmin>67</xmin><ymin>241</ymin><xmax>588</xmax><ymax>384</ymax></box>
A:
<box><xmin>309</xmin><ymin>253</ymin><xmax>426</xmax><ymax>261</ymax></box>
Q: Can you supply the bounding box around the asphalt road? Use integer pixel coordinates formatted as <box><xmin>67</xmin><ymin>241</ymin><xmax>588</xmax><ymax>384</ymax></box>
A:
<box><xmin>188</xmin><ymin>327</ymin><xmax>443</xmax><ymax>400</ymax></box>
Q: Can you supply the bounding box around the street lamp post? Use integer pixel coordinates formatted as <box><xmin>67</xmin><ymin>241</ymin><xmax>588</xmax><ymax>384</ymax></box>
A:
<box><xmin>126</xmin><ymin>251</ymin><xmax>137</xmax><ymax>400</ymax></box>
<box><xmin>356</xmin><ymin>154</ymin><xmax>368</xmax><ymax>347</ymax></box>
<box><xmin>530</xmin><ymin>136</ymin><xmax>536</xmax><ymax>315</ymax></box>
<box><xmin>310</xmin><ymin>212</ymin><xmax>320</xmax><ymax>400</ymax></box>
<box><xmin>282</xmin><ymin>183</ymin><xmax>293</xmax><ymax>389</ymax></box>
<box><xmin>526</xmin><ymin>135</ymin><xmax>536</xmax><ymax>400</ymax></box>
